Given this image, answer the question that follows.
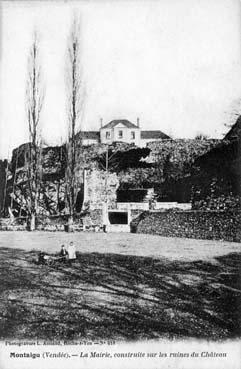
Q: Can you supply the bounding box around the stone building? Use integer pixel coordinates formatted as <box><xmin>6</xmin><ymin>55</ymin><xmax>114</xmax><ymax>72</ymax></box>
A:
<box><xmin>79</xmin><ymin>118</ymin><xmax>170</xmax><ymax>147</ymax></box>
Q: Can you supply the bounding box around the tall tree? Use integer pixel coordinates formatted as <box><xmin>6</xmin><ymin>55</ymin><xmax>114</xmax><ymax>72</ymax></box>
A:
<box><xmin>26</xmin><ymin>32</ymin><xmax>44</xmax><ymax>230</ymax></box>
<box><xmin>65</xmin><ymin>18</ymin><xmax>84</xmax><ymax>226</ymax></box>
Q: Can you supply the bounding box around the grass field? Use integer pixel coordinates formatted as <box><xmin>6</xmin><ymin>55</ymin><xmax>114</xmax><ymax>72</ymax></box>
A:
<box><xmin>0</xmin><ymin>231</ymin><xmax>240</xmax><ymax>341</ymax></box>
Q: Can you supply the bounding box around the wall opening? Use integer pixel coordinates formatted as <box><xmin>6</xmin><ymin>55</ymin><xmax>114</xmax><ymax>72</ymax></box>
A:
<box><xmin>108</xmin><ymin>211</ymin><xmax>128</xmax><ymax>224</ymax></box>
<box><xmin>75</xmin><ymin>188</ymin><xmax>84</xmax><ymax>213</ymax></box>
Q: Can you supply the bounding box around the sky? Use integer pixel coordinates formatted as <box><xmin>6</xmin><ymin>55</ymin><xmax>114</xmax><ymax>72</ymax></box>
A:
<box><xmin>0</xmin><ymin>0</ymin><xmax>241</xmax><ymax>158</ymax></box>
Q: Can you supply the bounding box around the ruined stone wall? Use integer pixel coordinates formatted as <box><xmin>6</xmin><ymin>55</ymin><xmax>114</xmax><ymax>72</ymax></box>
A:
<box><xmin>7</xmin><ymin>140</ymin><xmax>124</xmax><ymax>216</ymax></box>
<box><xmin>5</xmin><ymin>137</ymin><xmax>235</xmax><ymax>219</ymax></box>
<box><xmin>83</xmin><ymin>169</ymin><xmax>119</xmax><ymax>210</ymax></box>
<box><xmin>8</xmin><ymin>145</ymin><xmax>67</xmax><ymax>216</ymax></box>
<box><xmin>147</xmin><ymin>139</ymin><xmax>220</xmax><ymax>177</ymax></box>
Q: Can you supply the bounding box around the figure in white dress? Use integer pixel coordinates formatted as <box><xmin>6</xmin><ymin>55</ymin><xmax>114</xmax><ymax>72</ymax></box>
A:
<box><xmin>68</xmin><ymin>241</ymin><xmax>76</xmax><ymax>265</ymax></box>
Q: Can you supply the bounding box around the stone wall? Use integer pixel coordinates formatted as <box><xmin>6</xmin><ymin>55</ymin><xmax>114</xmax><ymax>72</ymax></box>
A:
<box><xmin>147</xmin><ymin>139</ymin><xmax>220</xmax><ymax>176</ymax></box>
<box><xmin>0</xmin><ymin>217</ymin><xmax>27</xmax><ymax>231</ymax></box>
<box><xmin>117</xmin><ymin>202</ymin><xmax>149</xmax><ymax>211</ymax></box>
<box><xmin>0</xmin><ymin>209</ymin><xmax>104</xmax><ymax>232</ymax></box>
<box><xmin>6</xmin><ymin>145</ymin><xmax>67</xmax><ymax>217</ymax></box>
<box><xmin>4</xmin><ymin>137</ymin><xmax>237</xmax><ymax>220</ymax></box>
<box><xmin>132</xmin><ymin>210</ymin><xmax>241</xmax><ymax>242</ymax></box>
<box><xmin>35</xmin><ymin>210</ymin><xmax>104</xmax><ymax>231</ymax></box>
<box><xmin>83</xmin><ymin>169</ymin><xmax>119</xmax><ymax>210</ymax></box>
<box><xmin>154</xmin><ymin>202</ymin><xmax>191</xmax><ymax>210</ymax></box>
<box><xmin>7</xmin><ymin>143</ymin><xmax>119</xmax><ymax>216</ymax></box>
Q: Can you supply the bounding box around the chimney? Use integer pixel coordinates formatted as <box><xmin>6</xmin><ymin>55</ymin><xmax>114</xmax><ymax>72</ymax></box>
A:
<box><xmin>137</xmin><ymin>117</ymin><xmax>140</xmax><ymax>128</ymax></box>
<box><xmin>100</xmin><ymin>117</ymin><xmax>103</xmax><ymax>128</ymax></box>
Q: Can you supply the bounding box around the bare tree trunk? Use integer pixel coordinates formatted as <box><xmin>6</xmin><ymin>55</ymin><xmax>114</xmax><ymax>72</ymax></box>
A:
<box><xmin>11</xmin><ymin>145</ymin><xmax>20</xmax><ymax>211</ymax></box>
<box><xmin>103</xmin><ymin>150</ymin><xmax>109</xmax><ymax>232</ymax></box>
<box><xmin>2</xmin><ymin>159</ymin><xmax>9</xmax><ymax>217</ymax></box>
<box><xmin>30</xmin><ymin>213</ymin><xmax>35</xmax><ymax>231</ymax></box>
<box><xmin>65</xmin><ymin>18</ymin><xmax>85</xmax><ymax>230</ymax></box>
<box><xmin>25</xmin><ymin>32</ymin><xmax>44</xmax><ymax>231</ymax></box>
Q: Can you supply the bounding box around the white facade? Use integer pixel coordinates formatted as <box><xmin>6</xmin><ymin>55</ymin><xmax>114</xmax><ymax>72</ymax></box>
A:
<box><xmin>100</xmin><ymin>123</ymin><xmax>141</xmax><ymax>146</ymax></box>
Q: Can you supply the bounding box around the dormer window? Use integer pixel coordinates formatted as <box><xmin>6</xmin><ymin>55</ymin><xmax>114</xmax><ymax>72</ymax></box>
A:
<box><xmin>131</xmin><ymin>131</ymin><xmax>135</xmax><ymax>139</ymax></box>
<box><xmin>118</xmin><ymin>130</ymin><xmax>123</xmax><ymax>139</ymax></box>
<box><xmin>106</xmin><ymin>131</ymin><xmax>110</xmax><ymax>139</ymax></box>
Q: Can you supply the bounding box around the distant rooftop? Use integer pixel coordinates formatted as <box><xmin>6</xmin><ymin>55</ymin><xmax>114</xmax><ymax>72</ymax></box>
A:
<box><xmin>77</xmin><ymin>131</ymin><xmax>100</xmax><ymax>140</ymax></box>
<box><xmin>102</xmin><ymin>119</ymin><xmax>139</xmax><ymax>129</ymax></box>
<box><xmin>141</xmin><ymin>130</ymin><xmax>170</xmax><ymax>139</ymax></box>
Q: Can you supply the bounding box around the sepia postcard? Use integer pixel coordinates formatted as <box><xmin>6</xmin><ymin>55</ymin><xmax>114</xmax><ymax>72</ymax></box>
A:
<box><xmin>0</xmin><ymin>0</ymin><xmax>240</xmax><ymax>368</ymax></box>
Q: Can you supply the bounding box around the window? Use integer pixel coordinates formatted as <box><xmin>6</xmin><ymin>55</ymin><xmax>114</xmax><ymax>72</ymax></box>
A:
<box><xmin>118</xmin><ymin>130</ymin><xmax>123</xmax><ymax>139</ymax></box>
<box><xmin>106</xmin><ymin>131</ymin><xmax>110</xmax><ymax>139</ymax></box>
<box><xmin>131</xmin><ymin>131</ymin><xmax>135</xmax><ymax>139</ymax></box>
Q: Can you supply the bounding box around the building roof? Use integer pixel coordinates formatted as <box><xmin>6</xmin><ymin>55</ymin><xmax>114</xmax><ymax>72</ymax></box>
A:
<box><xmin>141</xmin><ymin>130</ymin><xmax>170</xmax><ymax>139</ymax></box>
<box><xmin>102</xmin><ymin>119</ymin><xmax>139</xmax><ymax>129</ymax></box>
<box><xmin>77</xmin><ymin>131</ymin><xmax>100</xmax><ymax>140</ymax></box>
<box><xmin>77</xmin><ymin>128</ymin><xmax>170</xmax><ymax>140</ymax></box>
